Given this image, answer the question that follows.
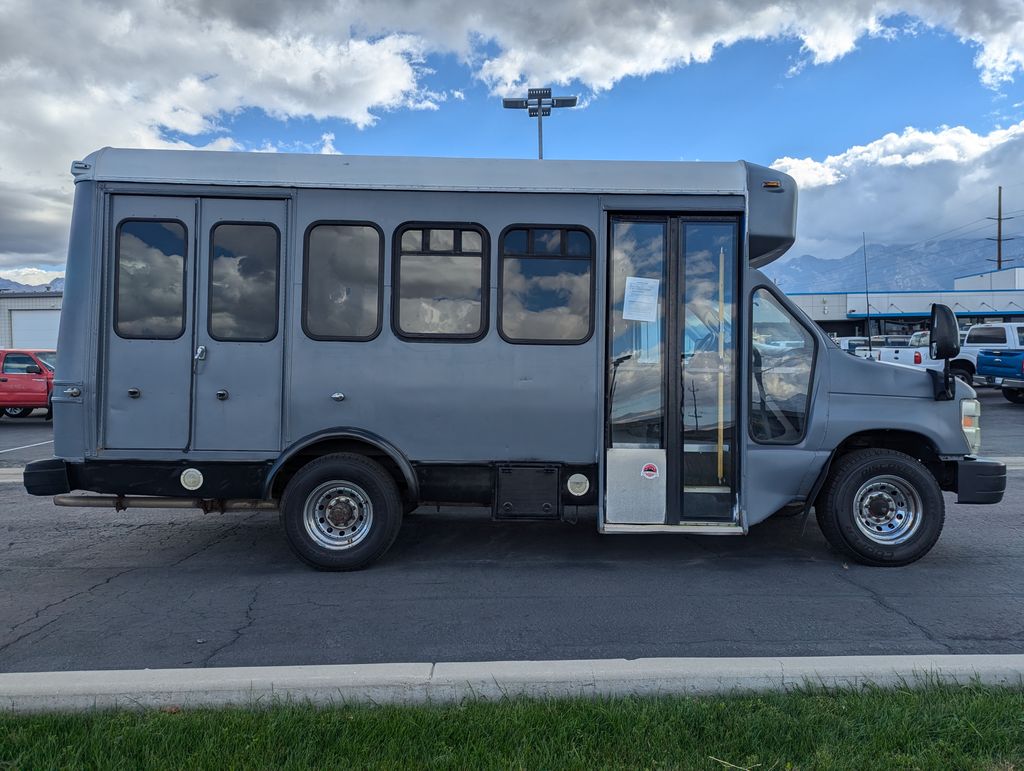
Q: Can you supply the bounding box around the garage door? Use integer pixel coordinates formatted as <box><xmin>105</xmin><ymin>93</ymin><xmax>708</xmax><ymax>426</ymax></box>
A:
<box><xmin>11</xmin><ymin>309</ymin><xmax>61</xmax><ymax>348</ymax></box>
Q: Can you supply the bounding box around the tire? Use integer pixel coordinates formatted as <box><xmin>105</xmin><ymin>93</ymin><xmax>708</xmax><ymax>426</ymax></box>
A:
<box><xmin>1002</xmin><ymin>388</ymin><xmax>1024</xmax><ymax>404</ymax></box>
<box><xmin>3</xmin><ymin>407</ymin><xmax>33</xmax><ymax>419</ymax></box>
<box><xmin>280</xmin><ymin>452</ymin><xmax>403</xmax><ymax>571</ymax></box>
<box><xmin>949</xmin><ymin>367</ymin><xmax>971</xmax><ymax>385</ymax></box>
<box><xmin>816</xmin><ymin>448</ymin><xmax>944</xmax><ymax>567</ymax></box>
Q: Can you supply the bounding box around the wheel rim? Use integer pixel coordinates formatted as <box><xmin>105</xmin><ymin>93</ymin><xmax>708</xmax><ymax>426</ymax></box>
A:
<box><xmin>302</xmin><ymin>480</ymin><xmax>374</xmax><ymax>551</ymax></box>
<box><xmin>852</xmin><ymin>474</ymin><xmax>923</xmax><ymax>545</ymax></box>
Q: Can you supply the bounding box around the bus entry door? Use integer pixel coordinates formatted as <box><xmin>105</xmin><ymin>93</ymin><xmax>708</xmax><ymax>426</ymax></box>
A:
<box><xmin>604</xmin><ymin>215</ymin><xmax>740</xmax><ymax>528</ymax></box>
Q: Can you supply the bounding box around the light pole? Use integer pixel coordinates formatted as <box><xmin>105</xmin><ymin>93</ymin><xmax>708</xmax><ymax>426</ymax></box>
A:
<box><xmin>502</xmin><ymin>88</ymin><xmax>577</xmax><ymax>159</ymax></box>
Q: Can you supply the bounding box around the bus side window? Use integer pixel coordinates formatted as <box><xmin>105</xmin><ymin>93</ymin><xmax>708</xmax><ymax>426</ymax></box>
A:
<box><xmin>115</xmin><ymin>219</ymin><xmax>188</xmax><ymax>340</ymax></box>
<box><xmin>393</xmin><ymin>223</ymin><xmax>488</xmax><ymax>340</ymax></box>
<box><xmin>750</xmin><ymin>288</ymin><xmax>816</xmax><ymax>444</ymax></box>
<box><xmin>303</xmin><ymin>222</ymin><xmax>383</xmax><ymax>341</ymax></box>
<box><xmin>498</xmin><ymin>225</ymin><xmax>594</xmax><ymax>344</ymax></box>
<box><xmin>209</xmin><ymin>223</ymin><xmax>280</xmax><ymax>342</ymax></box>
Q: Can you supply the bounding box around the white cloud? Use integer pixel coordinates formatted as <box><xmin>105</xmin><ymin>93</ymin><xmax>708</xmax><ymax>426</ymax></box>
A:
<box><xmin>336</xmin><ymin>0</ymin><xmax>1024</xmax><ymax>94</ymax></box>
<box><xmin>319</xmin><ymin>132</ymin><xmax>341</xmax><ymax>155</ymax></box>
<box><xmin>772</xmin><ymin>120</ymin><xmax>1024</xmax><ymax>260</ymax></box>
<box><xmin>0</xmin><ymin>0</ymin><xmax>434</xmax><ymax>268</ymax></box>
<box><xmin>2</xmin><ymin>0</ymin><xmax>1024</xmax><ymax>270</ymax></box>
<box><xmin>775</xmin><ymin>122</ymin><xmax>1024</xmax><ymax>188</ymax></box>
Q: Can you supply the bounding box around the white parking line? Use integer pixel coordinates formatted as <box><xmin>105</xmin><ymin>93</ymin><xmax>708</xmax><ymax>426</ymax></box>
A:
<box><xmin>0</xmin><ymin>440</ymin><xmax>53</xmax><ymax>455</ymax></box>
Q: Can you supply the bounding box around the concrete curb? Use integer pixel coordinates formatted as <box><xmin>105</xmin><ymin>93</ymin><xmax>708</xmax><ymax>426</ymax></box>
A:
<box><xmin>2</xmin><ymin>655</ymin><xmax>1023</xmax><ymax>712</ymax></box>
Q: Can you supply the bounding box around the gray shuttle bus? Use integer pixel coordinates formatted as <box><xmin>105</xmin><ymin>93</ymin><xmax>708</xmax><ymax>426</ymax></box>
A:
<box><xmin>24</xmin><ymin>148</ymin><xmax>1006</xmax><ymax>569</ymax></box>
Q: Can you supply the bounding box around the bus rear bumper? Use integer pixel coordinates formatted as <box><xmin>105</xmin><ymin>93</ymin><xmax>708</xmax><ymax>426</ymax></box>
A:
<box><xmin>955</xmin><ymin>457</ymin><xmax>1006</xmax><ymax>505</ymax></box>
<box><xmin>23</xmin><ymin>458</ymin><xmax>71</xmax><ymax>496</ymax></box>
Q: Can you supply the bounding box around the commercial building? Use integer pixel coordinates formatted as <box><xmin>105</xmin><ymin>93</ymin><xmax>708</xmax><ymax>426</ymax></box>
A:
<box><xmin>0</xmin><ymin>291</ymin><xmax>63</xmax><ymax>348</ymax></box>
<box><xmin>789</xmin><ymin>268</ymin><xmax>1024</xmax><ymax>337</ymax></box>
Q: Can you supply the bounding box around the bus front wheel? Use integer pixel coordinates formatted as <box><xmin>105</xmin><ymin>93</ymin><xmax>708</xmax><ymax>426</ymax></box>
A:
<box><xmin>816</xmin><ymin>448</ymin><xmax>944</xmax><ymax>567</ymax></box>
<box><xmin>280</xmin><ymin>452</ymin><xmax>404</xmax><ymax>571</ymax></box>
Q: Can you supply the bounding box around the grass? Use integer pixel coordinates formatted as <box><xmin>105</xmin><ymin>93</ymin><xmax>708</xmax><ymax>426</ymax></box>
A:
<box><xmin>1</xmin><ymin>684</ymin><xmax>1022</xmax><ymax>769</ymax></box>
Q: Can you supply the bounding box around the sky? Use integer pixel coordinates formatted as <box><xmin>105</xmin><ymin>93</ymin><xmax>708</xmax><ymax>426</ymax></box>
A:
<box><xmin>2</xmin><ymin>1</ymin><xmax>1024</xmax><ymax>284</ymax></box>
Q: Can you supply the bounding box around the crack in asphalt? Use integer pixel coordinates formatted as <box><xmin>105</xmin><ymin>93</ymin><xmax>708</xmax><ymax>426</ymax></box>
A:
<box><xmin>835</xmin><ymin>569</ymin><xmax>955</xmax><ymax>653</ymax></box>
<box><xmin>169</xmin><ymin>523</ymin><xmax>244</xmax><ymax>567</ymax></box>
<box><xmin>0</xmin><ymin>566</ymin><xmax>138</xmax><ymax>655</ymax></box>
<box><xmin>200</xmin><ymin>584</ymin><xmax>261</xmax><ymax>667</ymax></box>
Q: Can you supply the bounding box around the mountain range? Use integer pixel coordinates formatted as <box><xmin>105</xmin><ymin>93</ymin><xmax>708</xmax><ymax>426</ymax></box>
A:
<box><xmin>0</xmin><ymin>277</ymin><xmax>64</xmax><ymax>293</ymax></box>
<box><xmin>763</xmin><ymin>238</ymin><xmax>1019</xmax><ymax>293</ymax></box>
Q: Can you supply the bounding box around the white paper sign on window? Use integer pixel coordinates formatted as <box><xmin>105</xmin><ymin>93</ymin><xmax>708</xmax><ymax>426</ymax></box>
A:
<box><xmin>622</xmin><ymin>276</ymin><xmax>659</xmax><ymax>323</ymax></box>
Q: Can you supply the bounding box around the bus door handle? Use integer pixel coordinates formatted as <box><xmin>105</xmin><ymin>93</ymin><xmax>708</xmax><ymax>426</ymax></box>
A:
<box><xmin>194</xmin><ymin>345</ymin><xmax>207</xmax><ymax>361</ymax></box>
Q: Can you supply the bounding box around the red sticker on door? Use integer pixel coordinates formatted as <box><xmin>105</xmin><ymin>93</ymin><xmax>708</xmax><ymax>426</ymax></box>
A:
<box><xmin>640</xmin><ymin>463</ymin><xmax>660</xmax><ymax>480</ymax></box>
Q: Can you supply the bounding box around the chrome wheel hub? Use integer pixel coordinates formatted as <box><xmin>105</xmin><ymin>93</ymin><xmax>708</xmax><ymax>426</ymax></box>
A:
<box><xmin>853</xmin><ymin>475</ymin><xmax>922</xmax><ymax>545</ymax></box>
<box><xmin>303</xmin><ymin>481</ymin><xmax>373</xmax><ymax>551</ymax></box>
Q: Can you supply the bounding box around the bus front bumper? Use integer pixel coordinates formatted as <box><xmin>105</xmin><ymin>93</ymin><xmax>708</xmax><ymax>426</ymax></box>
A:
<box><xmin>956</xmin><ymin>457</ymin><xmax>1006</xmax><ymax>505</ymax></box>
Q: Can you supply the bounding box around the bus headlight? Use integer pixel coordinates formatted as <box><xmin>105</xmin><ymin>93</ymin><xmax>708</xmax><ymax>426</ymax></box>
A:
<box><xmin>960</xmin><ymin>398</ymin><xmax>981</xmax><ymax>454</ymax></box>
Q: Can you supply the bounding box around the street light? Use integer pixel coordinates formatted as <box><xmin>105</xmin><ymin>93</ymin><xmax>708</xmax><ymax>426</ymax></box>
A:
<box><xmin>502</xmin><ymin>87</ymin><xmax>578</xmax><ymax>159</ymax></box>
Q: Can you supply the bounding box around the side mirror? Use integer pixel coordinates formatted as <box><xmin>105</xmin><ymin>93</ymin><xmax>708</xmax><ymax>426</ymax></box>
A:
<box><xmin>25</xmin><ymin>364</ymin><xmax>42</xmax><ymax>374</ymax></box>
<box><xmin>929</xmin><ymin>304</ymin><xmax>960</xmax><ymax>360</ymax></box>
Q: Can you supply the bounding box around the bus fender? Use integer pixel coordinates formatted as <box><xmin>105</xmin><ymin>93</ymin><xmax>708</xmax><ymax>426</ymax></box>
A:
<box><xmin>799</xmin><ymin>449</ymin><xmax>836</xmax><ymax>533</ymax></box>
<box><xmin>262</xmin><ymin>428</ymin><xmax>419</xmax><ymax>501</ymax></box>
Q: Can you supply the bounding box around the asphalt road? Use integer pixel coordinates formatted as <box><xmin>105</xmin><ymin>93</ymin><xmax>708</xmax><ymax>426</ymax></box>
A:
<box><xmin>0</xmin><ymin>389</ymin><xmax>1022</xmax><ymax>673</ymax></box>
<box><xmin>0</xmin><ymin>412</ymin><xmax>53</xmax><ymax>468</ymax></box>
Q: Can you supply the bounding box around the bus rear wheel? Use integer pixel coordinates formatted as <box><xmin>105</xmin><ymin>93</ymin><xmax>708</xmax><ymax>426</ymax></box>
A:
<box><xmin>816</xmin><ymin>448</ymin><xmax>944</xmax><ymax>567</ymax></box>
<box><xmin>280</xmin><ymin>452</ymin><xmax>403</xmax><ymax>571</ymax></box>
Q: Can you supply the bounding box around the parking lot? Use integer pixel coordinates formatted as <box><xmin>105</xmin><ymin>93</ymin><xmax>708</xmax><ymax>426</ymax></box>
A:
<box><xmin>1</xmin><ymin>389</ymin><xmax>1022</xmax><ymax>673</ymax></box>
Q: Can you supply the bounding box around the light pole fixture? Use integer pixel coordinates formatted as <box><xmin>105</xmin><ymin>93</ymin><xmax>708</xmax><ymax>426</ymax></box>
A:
<box><xmin>502</xmin><ymin>87</ymin><xmax>577</xmax><ymax>159</ymax></box>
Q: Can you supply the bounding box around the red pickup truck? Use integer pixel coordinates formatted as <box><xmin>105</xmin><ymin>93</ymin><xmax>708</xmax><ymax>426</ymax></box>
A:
<box><xmin>0</xmin><ymin>349</ymin><xmax>55</xmax><ymax>419</ymax></box>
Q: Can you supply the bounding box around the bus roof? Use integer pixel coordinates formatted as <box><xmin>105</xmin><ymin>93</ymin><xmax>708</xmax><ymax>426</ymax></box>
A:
<box><xmin>72</xmin><ymin>147</ymin><xmax>780</xmax><ymax>197</ymax></box>
<box><xmin>72</xmin><ymin>148</ymin><xmax>798</xmax><ymax>266</ymax></box>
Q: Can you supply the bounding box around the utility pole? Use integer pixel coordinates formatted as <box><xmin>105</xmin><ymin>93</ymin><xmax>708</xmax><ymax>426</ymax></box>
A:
<box><xmin>863</xmin><ymin>232</ymin><xmax>873</xmax><ymax>348</ymax></box>
<box><xmin>986</xmin><ymin>185</ymin><xmax>1015</xmax><ymax>270</ymax></box>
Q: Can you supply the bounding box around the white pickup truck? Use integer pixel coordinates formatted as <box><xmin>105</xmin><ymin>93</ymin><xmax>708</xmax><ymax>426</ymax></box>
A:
<box><xmin>874</xmin><ymin>323</ymin><xmax>1024</xmax><ymax>383</ymax></box>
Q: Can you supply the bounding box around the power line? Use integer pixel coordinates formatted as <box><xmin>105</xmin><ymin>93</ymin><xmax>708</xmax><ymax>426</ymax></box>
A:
<box><xmin>855</xmin><ymin>221</ymin><xmax>998</xmax><ymax>267</ymax></box>
<box><xmin>916</xmin><ymin>216</ymin><xmax>990</xmax><ymax>243</ymax></box>
<box><xmin>851</xmin><ymin>194</ymin><xmax>1022</xmax><ymax>270</ymax></box>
